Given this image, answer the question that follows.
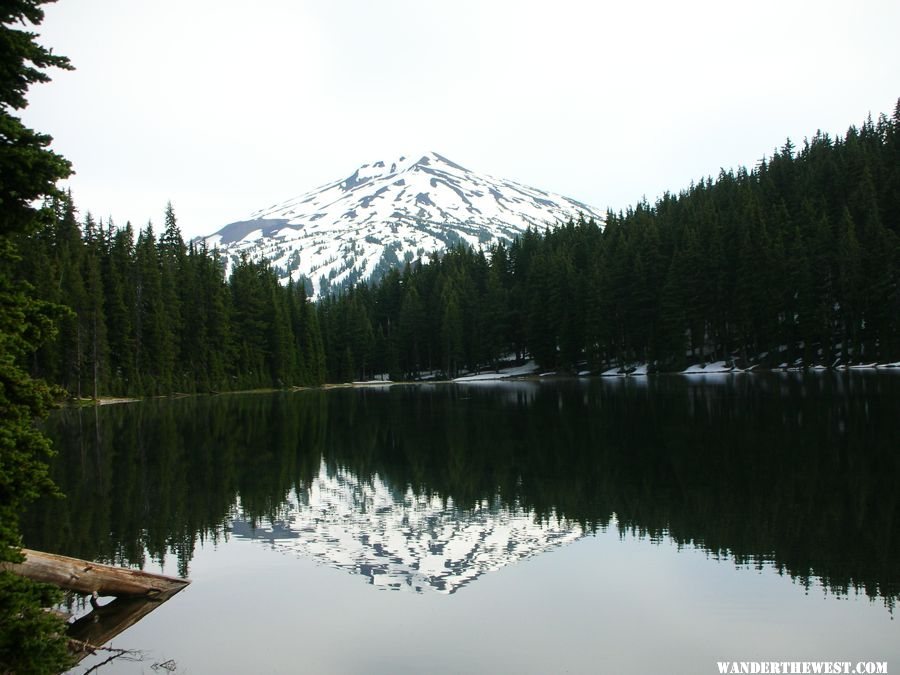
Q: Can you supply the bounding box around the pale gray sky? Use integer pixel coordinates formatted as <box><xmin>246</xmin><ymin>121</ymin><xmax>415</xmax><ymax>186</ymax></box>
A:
<box><xmin>22</xmin><ymin>0</ymin><xmax>900</xmax><ymax>239</ymax></box>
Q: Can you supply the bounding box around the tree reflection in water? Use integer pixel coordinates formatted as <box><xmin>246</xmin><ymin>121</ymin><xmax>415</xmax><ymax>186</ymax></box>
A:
<box><xmin>22</xmin><ymin>372</ymin><xmax>900</xmax><ymax>609</ymax></box>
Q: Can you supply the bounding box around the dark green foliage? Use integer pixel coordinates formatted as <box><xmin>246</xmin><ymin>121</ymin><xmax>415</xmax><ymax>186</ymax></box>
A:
<box><xmin>317</xmin><ymin>101</ymin><xmax>900</xmax><ymax>376</ymax></box>
<box><xmin>16</xmin><ymin>204</ymin><xmax>329</xmax><ymax>397</ymax></box>
<box><xmin>11</xmin><ymin>104</ymin><xmax>900</xmax><ymax>391</ymax></box>
<box><xmin>0</xmin><ymin>252</ymin><xmax>60</xmax><ymax>552</ymax></box>
<box><xmin>0</xmin><ymin>0</ymin><xmax>75</xmax><ymax>671</ymax></box>
<box><xmin>0</xmin><ymin>571</ymin><xmax>70</xmax><ymax>673</ymax></box>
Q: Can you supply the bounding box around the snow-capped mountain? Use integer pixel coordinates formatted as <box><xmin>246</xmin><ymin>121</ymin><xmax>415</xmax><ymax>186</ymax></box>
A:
<box><xmin>230</xmin><ymin>461</ymin><xmax>584</xmax><ymax>594</ymax></box>
<box><xmin>205</xmin><ymin>152</ymin><xmax>604</xmax><ymax>298</ymax></box>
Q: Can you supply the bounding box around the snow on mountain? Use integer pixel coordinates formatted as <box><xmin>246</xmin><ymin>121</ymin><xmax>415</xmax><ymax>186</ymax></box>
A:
<box><xmin>230</xmin><ymin>461</ymin><xmax>584</xmax><ymax>594</ymax></box>
<box><xmin>205</xmin><ymin>152</ymin><xmax>604</xmax><ymax>299</ymax></box>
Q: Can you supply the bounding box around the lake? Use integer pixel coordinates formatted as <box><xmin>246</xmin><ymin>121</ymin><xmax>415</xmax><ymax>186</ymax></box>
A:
<box><xmin>22</xmin><ymin>372</ymin><xmax>900</xmax><ymax>674</ymax></box>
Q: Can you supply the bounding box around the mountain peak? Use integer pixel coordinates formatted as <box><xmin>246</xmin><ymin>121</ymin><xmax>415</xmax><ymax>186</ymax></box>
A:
<box><xmin>206</xmin><ymin>153</ymin><xmax>604</xmax><ymax>299</ymax></box>
<box><xmin>344</xmin><ymin>152</ymin><xmax>467</xmax><ymax>188</ymax></box>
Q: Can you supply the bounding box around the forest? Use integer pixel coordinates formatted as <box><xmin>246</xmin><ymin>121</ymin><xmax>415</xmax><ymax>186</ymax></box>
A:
<box><xmin>13</xmin><ymin>101</ymin><xmax>900</xmax><ymax>396</ymax></box>
<box><xmin>2</xmin><ymin>0</ymin><xmax>895</xmax><ymax>670</ymax></box>
<box><xmin>15</xmin><ymin>199</ymin><xmax>327</xmax><ymax>396</ymax></box>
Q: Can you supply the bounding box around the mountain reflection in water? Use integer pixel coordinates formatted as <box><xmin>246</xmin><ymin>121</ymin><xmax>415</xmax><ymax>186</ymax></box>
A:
<box><xmin>22</xmin><ymin>372</ymin><xmax>900</xmax><ymax>609</ymax></box>
<box><xmin>230</xmin><ymin>461</ymin><xmax>583</xmax><ymax>593</ymax></box>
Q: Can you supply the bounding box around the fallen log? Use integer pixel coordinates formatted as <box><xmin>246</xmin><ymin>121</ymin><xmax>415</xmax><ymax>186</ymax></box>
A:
<box><xmin>2</xmin><ymin>549</ymin><xmax>190</xmax><ymax>598</ymax></box>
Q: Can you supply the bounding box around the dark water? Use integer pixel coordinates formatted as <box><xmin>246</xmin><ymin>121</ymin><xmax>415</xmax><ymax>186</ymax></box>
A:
<box><xmin>23</xmin><ymin>373</ymin><xmax>900</xmax><ymax>674</ymax></box>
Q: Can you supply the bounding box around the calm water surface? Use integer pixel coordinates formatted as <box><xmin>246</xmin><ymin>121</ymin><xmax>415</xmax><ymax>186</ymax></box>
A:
<box><xmin>23</xmin><ymin>373</ymin><xmax>900</xmax><ymax>674</ymax></box>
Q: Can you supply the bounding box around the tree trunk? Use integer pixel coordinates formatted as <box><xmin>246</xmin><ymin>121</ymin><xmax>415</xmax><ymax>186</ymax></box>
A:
<box><xmin>2</xmin><ymin>549</ymin><xmax>190</xmax><ymax>598</ymax></box>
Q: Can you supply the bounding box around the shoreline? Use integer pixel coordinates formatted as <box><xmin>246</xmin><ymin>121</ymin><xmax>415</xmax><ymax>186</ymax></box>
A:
<box><xmin>59</xmin><ymin>363</ymin><xmax>900</xmax><ymax>407</ymax></box>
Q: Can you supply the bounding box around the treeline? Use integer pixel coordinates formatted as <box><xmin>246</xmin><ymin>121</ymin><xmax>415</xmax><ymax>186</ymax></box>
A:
<box><xmin>15</xmin><ymin>198</ymin><xmax>326</xmax><ymax>397</ymax></box>
<box><xmin>322</xmin><ymin>103</ymin><xmax>900</xmax><ymax>378</ymax></box>
<box><xmin>15</xmin><ymin>103</ymin><xmax>900</xmax><ymax>393</ymax></box>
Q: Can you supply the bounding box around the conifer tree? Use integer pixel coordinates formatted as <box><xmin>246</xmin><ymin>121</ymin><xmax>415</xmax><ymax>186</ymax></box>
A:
<box><xmin>836</xmin><ymin>208</ymin><xmax>863</xmax><ymax>360</ymax></box>
<box><xmin>158</xmin><ymin>203</ymin><xmax>187</xmax><ymax>386</ymax></box>
<box><xmin>103</xmin><ymin>222</ymin><xmax>139</xmax><ymax>393</ymax></box>
<box><xmin>303</xmin><ymin>301</ymin><xmax>327</xmax><ymax>384</ymax></box>
<box><xmin>481</xmin><ymin>250</ymin><xmax>510</xmax><ymax>369</ymax></box>
<box><xmin>53</xmin><ymin>194</ymin><xmax>87</xmax><ymax>393</ymax></box>
<box><xmin>0</xmin><ymin>1</ymin><xmax>75</xmax><ymax>670</ymax></box>
<box><xmin>80</xmin><ymin>213</ymin><xmax>109</xmax><ymax>398</ymax></box>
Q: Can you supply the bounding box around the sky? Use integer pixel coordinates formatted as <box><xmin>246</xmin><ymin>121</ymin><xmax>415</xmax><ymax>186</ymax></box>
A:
<box><xmin>22</xmin><ymin>0</ymin><xmax>900</xmax><ymax>240</ymax></box>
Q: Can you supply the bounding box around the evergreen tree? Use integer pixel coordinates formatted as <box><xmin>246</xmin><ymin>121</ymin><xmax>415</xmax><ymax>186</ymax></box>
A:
<box><xmin>268</xmin><ymin>281</ymin><xmax>296</xmax><ymax>386</ymax></box>
<box><xmin>523</xmin><ymin>249</ymin><xmax>557</xmax><ymax>368</ymax></box>
<box><xmin>80</xmin><ymin>213</ymin><xmax>109</xmax><ymax>398</ymax></box>
<box><xmin>0</xmin><ymin>1</ymin><xmax>74</xmax><ymax>670</ymax></box>
<box><xmin>657</xmin><ymin>253</ymin><xmax>688</xmax><ymax>369</ymax></box>
<box><xmin>198</xmin><ymin>245</ymin><xmax>233</xmax><ymax>390</ymax></box>
<box><xmin>52</xmin><ymin>194</ymin><xmax>87</xmax><ymax>393</ymax></box>
<box><xmin>299</xmin><ymin>287</ymin><xmax>327</xmax><ymax>384</ymax></box>
<box><xmin>398</xmin><ymin>282</ymin><xmax>426</xmax><ymax>377</ymax></box>
<box><xmin>481</xmin><ymin>247</ymin><xmax>510</xmax><ymax>369</ymax></box>
<box><xmin>159</xmin><ymin>202</ymin><xmax>186</xmax><ymax>386</ymax></box>
<box><xmin>835</xmin><ymin>208</ymin><xmax>863</xmax><ymax>360</ymax></box>
<box><xmin>230</xmin><ymin>255</ymin><xmax>275</xmax><ymax>387</ymax></box>
<box><xmin>135</xmin><ymin>223</ymin><xmax>176</xmax><ymax>393</ymax></box>
<box><xmin>439</xmin><ymin>283</ymin><xmax>464</xmax><ymax>377</ymax></box>
<box><xmin>103</xmin><ymin>221</ymin><xmax>139</xmax><ymax>393</ymax></box>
